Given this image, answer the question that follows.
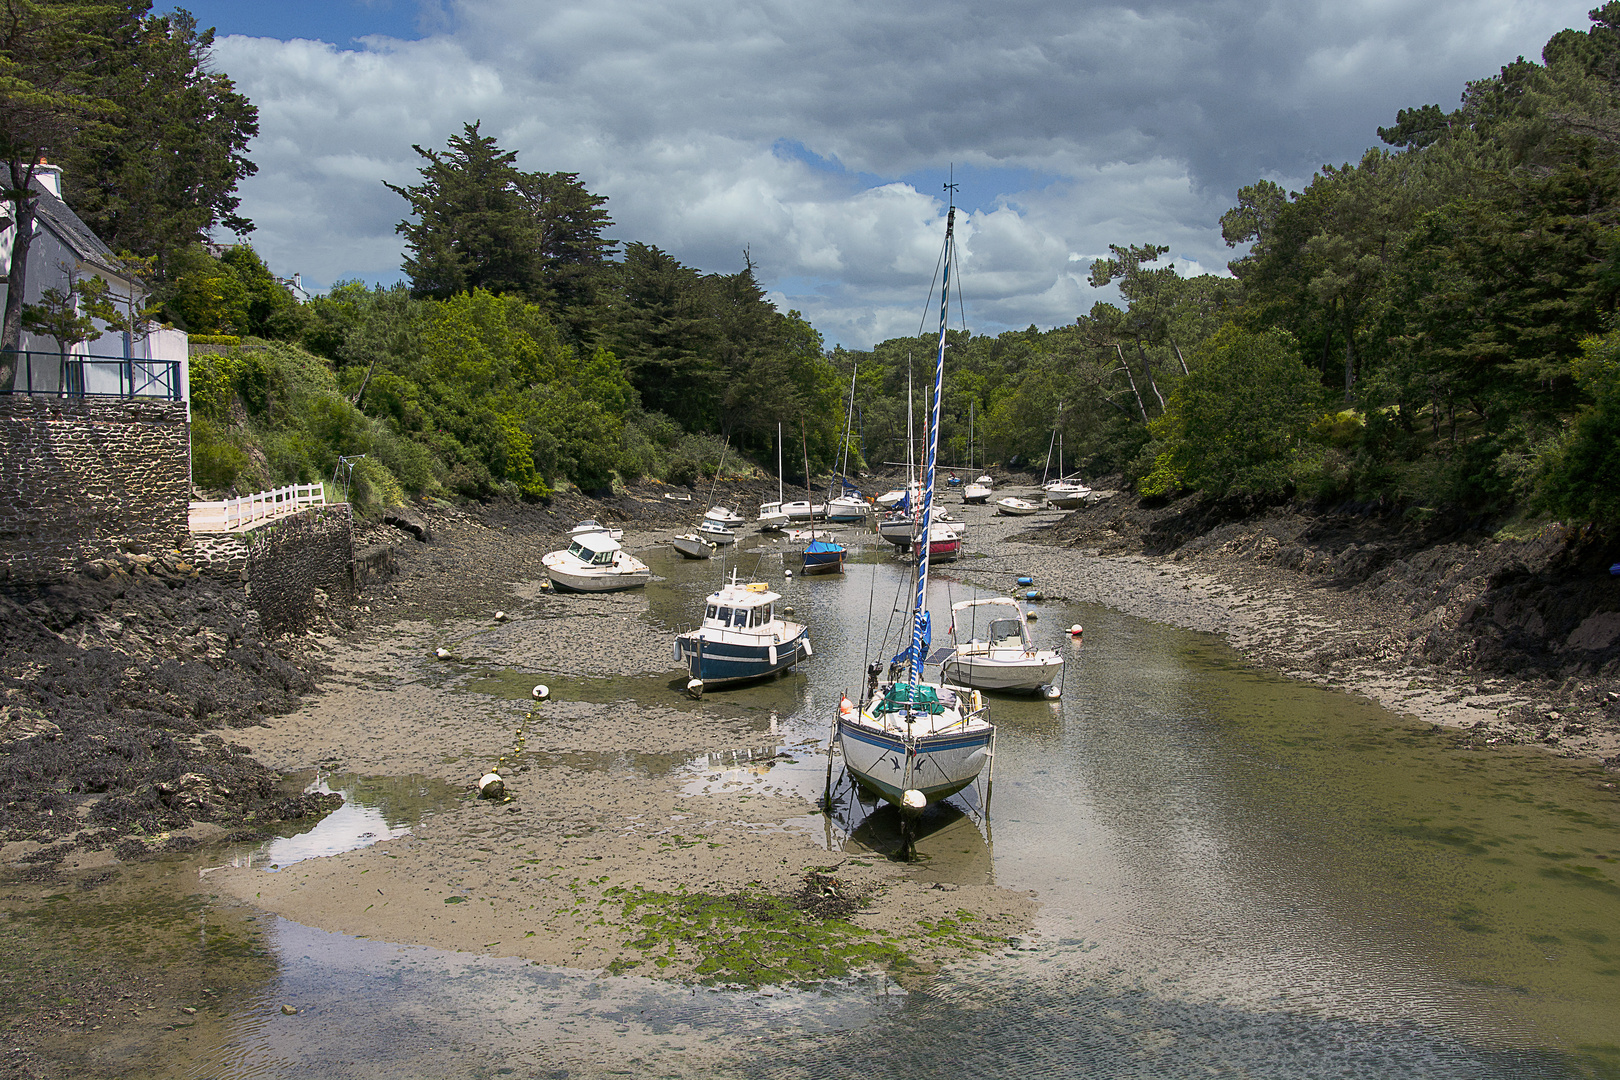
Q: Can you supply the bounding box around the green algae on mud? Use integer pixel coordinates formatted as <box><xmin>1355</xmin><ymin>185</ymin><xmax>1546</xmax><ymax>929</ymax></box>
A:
<box><xmin>602</xmin><ymin>872</ymin><xmax>1007</xmax><ymax>987</ymax></box>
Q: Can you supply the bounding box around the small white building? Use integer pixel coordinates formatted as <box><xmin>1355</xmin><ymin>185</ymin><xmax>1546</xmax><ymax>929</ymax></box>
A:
<box><xmin>0</xmin><ymin>162</ymin><xmax>188</xmax><ymax>402</ymax></box>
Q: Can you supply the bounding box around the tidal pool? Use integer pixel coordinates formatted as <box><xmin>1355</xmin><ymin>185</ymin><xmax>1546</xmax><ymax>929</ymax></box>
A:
<box><xmin>11</xmin><ymin>551</ymin><xmax>1618</xmax><ymax>1078</ymax></box>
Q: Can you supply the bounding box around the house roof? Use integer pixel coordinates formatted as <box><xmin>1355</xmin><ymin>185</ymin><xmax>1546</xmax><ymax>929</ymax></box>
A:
<box><xmin>30</xmin><ymin>176</ymin><xmax>124</xmax><ymax>281</ymax></box>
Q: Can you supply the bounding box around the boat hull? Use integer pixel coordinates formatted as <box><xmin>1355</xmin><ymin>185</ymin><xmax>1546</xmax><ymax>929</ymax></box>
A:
<box><xmin>941</xmin><ymin>650</ymin><xmax>1063</xmax><ymax>692</ymax></box>
<box><xmin>913</xmin><ymin>536</ymin><xmax>961</xmax><ymax>561</ymax></box>
<box><xmin>802</xmin><ymin>548</ymin><xmax>846</xmax><ymax>574</ymax></box>
<box><xmin>996</xmin><ymin>498</ymin><xmax>1041</xmax><ymax>516</ymax></box>
<box><xmin>672</xmin><ymin>535</ymin><xmax>717</xmax><ymax>559</ymax></box>
<box><xmin>676</xmin><ymin>629</ymin><xmax>812</xmax><ymax>684</ymax></box>
<box><xmin>544</xmin><ymin>567</ymin><xmax>652</xmax><ymax>592</ymax></box>
<box><xmin>836</xmin><ymin>715</ymin><xmax>992</xmax><ymax>805</ymax></box>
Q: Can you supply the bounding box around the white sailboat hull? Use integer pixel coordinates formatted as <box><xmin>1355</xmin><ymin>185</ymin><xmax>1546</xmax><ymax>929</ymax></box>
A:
<box><xmin>837</xmin><ymin>705</ymin><xmax>993</xmax><ymax>806</ymax></box>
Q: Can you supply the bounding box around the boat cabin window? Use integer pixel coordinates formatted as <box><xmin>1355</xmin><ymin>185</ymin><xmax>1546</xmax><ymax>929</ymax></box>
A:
<box><xmin>567</xmin><ymin>540</ymin><xmax>590</xmax><ymax>560</ymax></box>
<box><xmin>592</xmin><ymin>548</ymin><xmax>615</xmax><ymax>566</ymax></box>
<box><xmin>732</xmin><ymin>608</ymin><xmax>748</xmax><ymax>628</ymax></box>
<box><xmin>705</xmin><ymin>604</ymin><xmax>719</xmax><ymax>621</ymax></box>
<box><xmin>755</xmin><ymin>605</ymin><xmax>772</xmax><ymax>627</ymax></box>
<box><xmin>716</xmin><ymin>606</ymin><xmax>734</xmax><ymax>625</ymax></box>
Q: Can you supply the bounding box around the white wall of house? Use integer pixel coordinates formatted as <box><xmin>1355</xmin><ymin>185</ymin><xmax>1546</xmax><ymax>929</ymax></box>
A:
<box><xmin>0</xmin><ymin>165</ymin><xmax>189</xmax><ymax>401</ymax></box>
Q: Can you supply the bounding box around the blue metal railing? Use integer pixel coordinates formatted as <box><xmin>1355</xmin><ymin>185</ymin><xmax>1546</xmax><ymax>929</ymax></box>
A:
<box><xmin>2</xmin><ymin>350</ymin><xmax>183</xmax><ymax>400</ymax></box>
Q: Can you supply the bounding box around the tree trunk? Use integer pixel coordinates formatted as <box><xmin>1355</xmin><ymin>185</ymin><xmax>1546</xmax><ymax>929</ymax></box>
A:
<box><xmin>1133</xmin><ymin>342</ymin><xmax>1166</xmax><ymax>412</ymax></box>
<box><xmin>0</xmin><ymin>160</ymin><xmax>41</xmax><ymax>388</ymax></box>
<box><xmin>1114</xmin><ymin>345</ymin><xmax>1149</xmax><ymax>422</ymax></box>
<box><xmin>1169</xmin><ymin>336</ymin><xmax>1189</xmax><ymax>376</ymax></box>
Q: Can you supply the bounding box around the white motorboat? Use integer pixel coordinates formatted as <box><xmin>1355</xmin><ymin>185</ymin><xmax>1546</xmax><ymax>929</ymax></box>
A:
<box><xmin>671</xmin><ymin>532</ymin><xmax>718</xmax><ymax>559</ymax></box>
<box><xmin>703</xmin><ymin>505</ymin><xmax>745</xmax><ymax>526</ymax></box>
<box><xmin>673</xmin><ymin>572</ymin><xmax>812</xmax><ymax>689</ymax></box>
<box><xmin>568</xmin><ymin>518</ymin><xmax>623</xmax><ymax>540</ymax></box>
<box><xmin>781</xmin><ymin>500</ymin><xmax>827</xmax><ymax>522</ymax></box>
<box><xmin>542</xmin><ymin>532</ymin><xmax>651</xmax><ymax>592</ymax></box>
<box><xmin>697</xmin><ymin>518</ymin><xmax>737</xmax><ymax>544</ymax></box>
<box><xmin>941</xmin><ymin>597</ymin><xmax>1064</xmax><ymax>696</ymax></box>
<box><xmin>757</xmin><ymin>500</ymin><xmax>790</xmax><ymax>531</ymax></box>
<box><xmin>834</xmin><ymin>196</ymin><xmax>995</xmax><ymax>829</ymax></box>
<box><xmin>877</xmin><ymin>512</ymin><xmax>916</xmax><ymax>548</ymax></box>
<box><xmin>996</xmin><ymin>497</ymin><xmax>1042</xmax><ymax>516</ymax></box>
<box><xmin>963</xmin><ymin>477</ymin><xmax>992</xmax><ymax>504</ymax></box>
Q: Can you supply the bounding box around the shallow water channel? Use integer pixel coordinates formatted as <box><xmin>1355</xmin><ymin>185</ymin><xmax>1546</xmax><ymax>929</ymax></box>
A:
<box><xmin>20</xmin><ymin>536</ymin><xmax>1620</xmax><ymax>1077</ymax></box>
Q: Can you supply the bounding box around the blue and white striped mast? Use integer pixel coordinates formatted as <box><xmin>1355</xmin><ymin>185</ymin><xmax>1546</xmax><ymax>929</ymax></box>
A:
<box><xmin>908</xmin><ymin>180</ymin><xmax>956</xmax><ymax>691</ymax></box>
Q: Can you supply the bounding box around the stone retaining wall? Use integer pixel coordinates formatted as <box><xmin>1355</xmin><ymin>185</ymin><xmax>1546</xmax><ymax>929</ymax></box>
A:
<box><xmin>0</xmin><ymin>396</ymin><xmax>190</xmax><ymax>583</ymax></box>
<box><xmin>240</xmin><ymin>504</ymin><xmax>357</xmax><ymax>636</ymax></box>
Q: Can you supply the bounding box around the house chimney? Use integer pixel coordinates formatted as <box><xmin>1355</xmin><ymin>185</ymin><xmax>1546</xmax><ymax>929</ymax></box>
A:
<box><xmin>34</xmin><ymin>158</ymin><xmax>61</xmax><ymax>199</ymax></box>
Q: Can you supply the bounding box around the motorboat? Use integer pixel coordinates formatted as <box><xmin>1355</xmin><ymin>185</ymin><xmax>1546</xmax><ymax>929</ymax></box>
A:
<box><xmin>703</xmin><ymin>505</ymin><xmax>745</xmax><ymax>526</ymax></box>
<box><xmin>835</xmin><ymin>195</ymin><xmax>995</xmax><ymax>828</ymax></box>
<box><xmin>941</xmin><ymin>597</ymin><xmax>1064</xmax><ymax>696</ymax></box>
<box><xmin>781</xmin><ymin>500</ymin><xmax>827</xmax><ymax>522</ymax></box>
<box><xmin>673</xmin><ymin>572</ymin><xmax>812</xmax><ymax>689</ymax></box>
<box><xmin>996</xmin><ymin>497</ymin><xmax>1042</xmax><ymax>516</ymax></box>
<box><xmin>912</xmin><ymin>521</ymin><xmax>962</xmax><ymax>562</ymax></box>
<box><xmin>568</xmin><ymin>519</ymin><xmax>623</xmax><ymax>540</ymax></box>
<box><xmin>963</xmin><ymin>475</ymin><xmax>993</xmax><ymax>504</ymax></box>
<box><xmin>542</xmin><ymin>532</ymin><xmax>651</xmax><ymax>592</ymax></box>
<box><xmin>802</xmin><ymin>537</ymin><xmax>846</xmax><ymax>575</ymax></box>
<box><xmin>671</xmin><ymin>532</ymin><xmax>718</xmax><ymax>559</ymax></box>
<box><xmin>757</xmin><ymin>500</ymin><xmax>790</xmax><ymax>531</ymax></box>
<box><xmin>697</xmin><ymin>518</ymin><xmax>737</xmax><ymax>544</ymax></box>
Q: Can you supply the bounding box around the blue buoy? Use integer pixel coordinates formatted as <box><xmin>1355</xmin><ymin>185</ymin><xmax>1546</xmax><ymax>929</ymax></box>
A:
<box><xmin>1016</xmin><ymin>576</ymin><xmax>1034</xmax><ymax>586</ymax></box>
<box><xmin>1024</xmin><ymin>589</ymin><xmax>1043</xmax><ymax>601</ymax></box>
<box><xmin>1612</xmin><ymin>563</ymin><xmax>1620</xmax><ymax>576</ymax></box>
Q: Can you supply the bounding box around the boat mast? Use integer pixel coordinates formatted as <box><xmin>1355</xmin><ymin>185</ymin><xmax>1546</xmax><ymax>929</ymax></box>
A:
<box><xmin>909</xmin><ymin>189</ymin><xmax>955</xmax><ymax>689</ymax></box>
<box><xmin>833</xmin><ymin>360</ymin><xmax>858</xmax><ymax>499</ymax></box>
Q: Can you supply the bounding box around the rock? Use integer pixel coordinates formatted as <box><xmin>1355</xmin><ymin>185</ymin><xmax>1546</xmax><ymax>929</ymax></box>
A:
<box><xmin>383</xmin><ymin>507</ymin><xmax>432</xmax><ymax>543</ymax></box>
<box><xmin>281</xmin><ymin>1004</ymin><xmax>298</xmax><ymax>1015</ymax></box>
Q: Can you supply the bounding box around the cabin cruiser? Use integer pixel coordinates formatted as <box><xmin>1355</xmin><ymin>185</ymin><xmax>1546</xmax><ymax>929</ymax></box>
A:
<box><xmin>673</xmin><ymin>573</ymin><xmax>812</xmax><ymax>690</ymax></box>
<box><xmin>542</xmin><ymin>532</ymin><xmax>651</xmax><ymax>592</ymax></box>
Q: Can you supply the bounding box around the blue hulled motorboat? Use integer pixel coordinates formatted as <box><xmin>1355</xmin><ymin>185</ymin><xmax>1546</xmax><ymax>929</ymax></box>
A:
<box><xmin>673</xmin><ymin>572</ymin><xmax>812</xmax><ymax>691</ymax></box>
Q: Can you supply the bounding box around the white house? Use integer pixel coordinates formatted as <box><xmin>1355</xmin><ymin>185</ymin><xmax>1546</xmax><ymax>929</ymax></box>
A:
<box><xmin>0</xmin><ymin>162</ymin><xmax>189</xmax><ymax>403</ymax></box>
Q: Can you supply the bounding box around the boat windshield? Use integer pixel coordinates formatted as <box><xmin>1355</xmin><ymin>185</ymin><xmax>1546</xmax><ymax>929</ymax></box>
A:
<box><xmin>989</xmin><ymin>618</ymin><xmax>1026</xmax><ymax>647</ymax></box>
<box><xmin>567</xmin><ymin>540</ymin><xmax>592</xmax><ymax>560</ymax></box>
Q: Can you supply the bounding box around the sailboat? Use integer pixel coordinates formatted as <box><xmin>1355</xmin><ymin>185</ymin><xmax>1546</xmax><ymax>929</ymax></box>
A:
<box><xmin>798</xmin><ymin>426</ymin><xmax>845</xmax><ymax>574</ymax></box>
<box><xmin>1041</xmin><ymin>403</ymin><xmax>1092</xmax><ymax>508</ymax></box>
<box><xmin>962</xmin><ymin>401</ymin><xmax>992</xmax><ymax>504</ymax></box>
<box><xmin>757</xmin><ymin>423</ymin><xmax>789</xmax><ymax>531</ymax></box>
<box><xmin>834</xmin><ymin>189</ymin><xmax>994</xmax><ymax>829</ymax></box>
<box><xmin>825</xmin><ymin>362</ymin><xmax>869</xmax><ymax>524</ymax></box>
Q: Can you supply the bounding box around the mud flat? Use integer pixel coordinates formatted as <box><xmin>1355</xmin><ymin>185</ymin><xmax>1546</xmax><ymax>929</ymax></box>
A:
<box><xmin>208</xmin><ymin>505</ymin><xmax>1037</xmax><ymax>983</ymax></box>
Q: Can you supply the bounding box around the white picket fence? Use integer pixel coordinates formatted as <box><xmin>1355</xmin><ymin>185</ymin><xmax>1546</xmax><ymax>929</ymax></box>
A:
<box><xmin>189</xmin><ymin>483</ymin><xmax>327</xmax><ymax>533</ymax></box>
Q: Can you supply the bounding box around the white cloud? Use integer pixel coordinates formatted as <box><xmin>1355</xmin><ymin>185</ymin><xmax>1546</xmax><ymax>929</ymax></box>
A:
<box><xmin>211</xmin><ymin>0</ymin><xmax>1593</xmax><ymax>347</ymax></box>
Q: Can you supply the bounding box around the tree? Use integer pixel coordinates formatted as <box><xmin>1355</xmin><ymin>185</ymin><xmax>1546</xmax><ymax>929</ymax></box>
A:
<box><xmin>82</xmin><ymin>250</ymin><xmax>159</xmax><ymax>347</ymax></box>
<box><xmin>20</xmin><ymin>261</ymin><xmax>103</xmax><ymax>392</ymax></box>
<box><xmin>59</xmin><ymin>6</ymin><xmax>257</xmax><ymax>277</ymax></box>
<box><xmin>1142</xmin><ymin>326</ymin><xmax>1321</xmax><ymax>499</ymax></box>
<box><xmin>515</xmin><ymin>167</ymin><xmax>614</xmax><ymax>335</ymax></box>
<box><xmin>387</xmin><ymin>122</ymin><xmax>540</xmax><ymax>301</ymax></box>
<box><xmin>0</xmin><ymin>0</ymin><xmax>117</xmax><ymax>376</ymax></box>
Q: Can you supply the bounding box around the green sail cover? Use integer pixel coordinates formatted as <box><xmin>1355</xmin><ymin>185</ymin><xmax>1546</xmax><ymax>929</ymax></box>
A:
<box><xmin>875</xmin><ymin>683</ymin><xmax>945</xmax><ymax>715</ymax></box>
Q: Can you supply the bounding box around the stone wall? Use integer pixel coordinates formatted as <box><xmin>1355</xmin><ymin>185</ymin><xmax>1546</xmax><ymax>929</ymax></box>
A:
<box><xmin>0</xmin><ymin>396</ymin><xmax>190</xmax><ymax>583</ymax></box>
<box><xmin>236</xmin><ymin>505</ymin><xmax>356</xmax><ymax>637</ymax></box>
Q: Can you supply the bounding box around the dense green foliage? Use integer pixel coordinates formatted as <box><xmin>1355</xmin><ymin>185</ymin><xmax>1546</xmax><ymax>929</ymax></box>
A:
<box><xmin>30</xmin><ymin>4</ymin><xmax>1620</xmax><ymax>524</ymax></box>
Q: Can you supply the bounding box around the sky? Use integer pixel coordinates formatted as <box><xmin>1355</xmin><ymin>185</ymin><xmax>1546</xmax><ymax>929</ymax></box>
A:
<box><xmin>169</xmin><ymin>0</ymin><xmax>1595</xmax><ymax>349</ymax></box>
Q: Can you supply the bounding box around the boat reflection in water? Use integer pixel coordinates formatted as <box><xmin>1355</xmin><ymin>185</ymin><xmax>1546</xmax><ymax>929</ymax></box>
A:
<box><xmin>839</xmin><ymin>801</ymin><xmax>993</xmax><ymax>886</ymax></box>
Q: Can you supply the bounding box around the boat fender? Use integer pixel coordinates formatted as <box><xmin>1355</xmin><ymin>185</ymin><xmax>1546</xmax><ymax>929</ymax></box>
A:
<box><xmin>839</xmin><ymin>695</ymin><xmax>854</xmax><ymax>718</ymax></box>
<box><xmin>1024</xmin><ymin>589</ymin><xmax>1042</xmax><ymax>601</ymax></box>
<box><xmin>803</xmin><ymin>638</ymin><xmax>813</xmax><ymax>657</ymax></box>
<box><xmin>672</xmin><ymin>639</ymin><xmax>684</xmax><ymax>662</ymax></box>
<box><xmin>1016</xmin><ymin>576</ymin><xmax>1034</xmax><ymax>586</ymax></box>
<box><xmin>769</xmin><ymin>645</ymin><xmax>778</xmax><ymax>667</ymax></box>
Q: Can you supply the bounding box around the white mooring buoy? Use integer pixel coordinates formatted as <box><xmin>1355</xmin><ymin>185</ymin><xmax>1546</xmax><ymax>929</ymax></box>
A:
<box><xmin>532</xmin><ymin>684</ymin><xmax>549</xmax><ymax>700</ymax></box>
<box><xmin>686</xmin><ymin>678</ymin><xmax>704</xmax><ymax>700</ymax></box>
<box><xmin>477</xmin><ymin>772</ymin><xmax>505</xmax><ymax>799</ymax></box>
<box><xmin>435</xmin><ymin>647</ymin><xmax>450</xmax><ymax>659</ymax></box>
<box><xmin>494</xmin><ymin>611</ymin><xmax>508</xmax><ymax>622</ymax></box>
<box><xmin>901</xmin><ymin>789</ymin><xmax>926</xmax><ymax>812</ymax></box>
